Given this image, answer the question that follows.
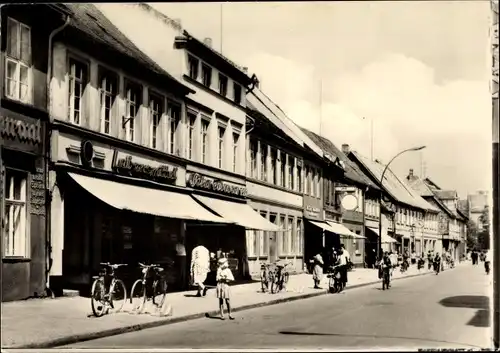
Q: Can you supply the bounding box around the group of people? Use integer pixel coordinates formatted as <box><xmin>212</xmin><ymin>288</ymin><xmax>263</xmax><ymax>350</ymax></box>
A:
<box><xmin>469</xmin><ymin>249</ymin><xmax>492</xmax><ymax>274</ymax></box>
<box><xmin>311</xmin><ymin>244</ymin><xmax>351</xmax><ymax>289</ymax></box>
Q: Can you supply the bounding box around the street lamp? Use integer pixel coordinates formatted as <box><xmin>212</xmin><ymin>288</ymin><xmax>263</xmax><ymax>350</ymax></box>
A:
<box><xmin>377</xmin><ymin>146</ymin><xmax>426</xmax><ymax>259</ymax></box>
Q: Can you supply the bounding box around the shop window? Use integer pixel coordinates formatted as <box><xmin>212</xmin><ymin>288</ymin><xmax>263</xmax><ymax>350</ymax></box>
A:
<box><xmin>5</xmin><ymin>18</ymin><xmax>32</xmax><ymax>104</ymax></box>
<box><xmin>3</xmin><ymin>169</ymin><xmax>28</xmax><ymax>258</ymax></box>
<box><xmin>232</xmin><ymin>131</ymin><xmax>239</xmax><ymax>172</ymax></box>
<box><xmin>279</xmin><ymin>215</ymin><xmax>286</xmax><ymax>255</ymax></box>
<box><xmin>123</xmin><ymin>81</ymin><xmax>142</xmax><ymax>143</ymax></box>
<box><xmin>98</xmin><ymin>68</ymin><xmax>117</xmax><ymax>135</ymax></box>
<box><xmin>260</xmin><ymin>211</ymin><xmax>268</xmax><ymax>256</ymax></box>
<box><xmin>68</xmin><ymin>57</ymin><xmax>88</xmax><ymax>125</ymax></box>
<box><xmin>288</xmin><ymin>216</ymin><xmax>295</xmax><ymax>254</ymax></box>
<box><xmin>201</xmin><ymin>117</ymin><xmax>210</xmax><ymax>164</ymax></box>
<box><xmin>188</xmin><ymin>54</ymin><xmax>199</xmax><ymax>80</ymax></box>
<box><xmin>218</xmin><ymin>125</ymin><xmax>226</xmax><ymax>169</ymax></box>
<box><xmin>249</xmin><ymin>138</ymin><xmax>257</xmax><ymax>178</ymax></box>
<box><xmin>296</xmin><ymin>219</ymin><xmax>303</xmax><ymax>255</ymax></box>
<box><xmin>288</xmin><ymin>156</ymin><xmax>294</xmax><ymax>191</ymax></box>
<box><xmin>260</xmin><ymin>143</ymin><xmax>267</xmax><ymax>182</ymax></box>
<box><xmin>150</xmin><ymin>93</ymin><xmax>164</xmax><ymax>149</ymax></box>
<box><xmin>167</xmin><ymin>101</ymin><xmax>181</xmax><ymax>155</ymax></box>
<box><xmin>246</xmin><ymin>229</ymin><xmax>257</xmax><ymax>257</ymax></box>
<box><xmin>188</xmin><ymin>111</ymin><xmax>197</xmax><ymax>160</ymax></box>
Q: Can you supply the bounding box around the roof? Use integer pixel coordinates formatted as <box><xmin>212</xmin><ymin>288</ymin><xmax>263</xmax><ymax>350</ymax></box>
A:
<box><xmin>246</xmin><ymin>88</ymin><xmax>325</xmax><ymax>158</ymax></box>
<box><xmin>423</xmin><ymin>177</ymin><xmax>441</xmax><ymax>191</ymax></box>
<box><xmin>300</xmin><ymin>128</ymin><xmax>380</xmax><ymax>190</ymax></box>
<box><xmin>351</xmin><ymin>152</ymin><xmax>439</xmax><ymax>212</ymax></box>
<box><xmin>434</xmin><ymin>190</ymin><xmax>458</xmax><ymax>200</ymax></box>
<box><xmin>406</xmin><ymin>176</ymin><xmax>456</xmax><ymax>218</ymax></box>
<box><xmin>63</xmin><ymin>3</ymin><xmax>192</xmax><ymax>95</ymax></box>
<box><xmin>456</xmin><ymin>208</ymin><xmax>468</xmax><ymax>221</ymax></box>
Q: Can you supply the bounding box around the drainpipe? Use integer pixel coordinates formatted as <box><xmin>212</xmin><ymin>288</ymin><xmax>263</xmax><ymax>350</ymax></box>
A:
<box><xmin>45</xmin><ymin>14</ymin><xmax>71</xmax><ymax>298</ymax></box>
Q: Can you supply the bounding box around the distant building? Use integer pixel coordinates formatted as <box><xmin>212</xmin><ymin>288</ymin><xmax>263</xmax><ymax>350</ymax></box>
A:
<box><xmin>467</xmin><ymin>191</ymin><xmax>489</xmax><ymax>230</ymax></box>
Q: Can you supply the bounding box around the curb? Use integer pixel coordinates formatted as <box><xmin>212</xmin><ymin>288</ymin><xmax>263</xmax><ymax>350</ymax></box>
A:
<box><xmin>11</xmin><ymin>268</ymin><xmax>439</xmax><ymax>349</ymax></box>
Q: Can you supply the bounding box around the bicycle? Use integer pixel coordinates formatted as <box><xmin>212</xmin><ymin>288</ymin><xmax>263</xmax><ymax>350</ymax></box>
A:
<box><xmin>381</xmin><ymin>264</ymin><xmax>391</xmax><ymax>290</ymax></box>
<box><xmin>270</xmin><ymin>261</ymin><xmax>291</xmax><ymax>294</ymax></box>
<box><xmin>326</xmin><ymin>265</ymin><xmax>342</xmax><ymax>293</ymax></box>
<box><xmin>90</xmin><ymin>262</ymin><xmax>128</xmax><ymax>317</ymax></box>
<box><xmin>130</xmin><ymin>263</ymin><xmax>168</xmax><ymax>314</ymax></box>
<box><xmin>260</xmin><ymin>262</ymin><xmax>275</xmax><ymax>293</ymax></box>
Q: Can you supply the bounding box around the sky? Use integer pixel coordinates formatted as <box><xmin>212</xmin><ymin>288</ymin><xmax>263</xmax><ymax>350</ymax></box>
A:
<box><xmin>107</xmin><ymin>2</ymin><xmax>493</xmax><ymax>198</ymax></box>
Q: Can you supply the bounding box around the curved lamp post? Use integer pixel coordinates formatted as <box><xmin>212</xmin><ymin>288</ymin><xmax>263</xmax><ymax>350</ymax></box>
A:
<box><xmin>377</xmin><ymin>146</ymin><xmax>426</xmax><ymax>259</ymax></box>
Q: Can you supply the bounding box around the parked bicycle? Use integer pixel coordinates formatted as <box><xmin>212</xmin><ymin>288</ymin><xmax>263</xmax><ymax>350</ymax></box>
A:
<box><xmin>326</xmin><ymin>264</ymin><xmax>343</xmax><ymax>293</ymax></box>
<box><xmin>260</xmin><ymin>262</ymin><xmax>275</xmax><ymax>293</ymax></box>
<box><xmin>130</xmin><ymin>263</ymin><xmax>168</xmax><ymax>314</ymax></box>
<box><xmin>90</xmin><ymin>262</ymin><xmax>128</xmax><ymax>317</ymax></box>
<box><xmin>271</xmin><ymin>261</ymin><xmax>291</xmax><ymax>293</ymax></box>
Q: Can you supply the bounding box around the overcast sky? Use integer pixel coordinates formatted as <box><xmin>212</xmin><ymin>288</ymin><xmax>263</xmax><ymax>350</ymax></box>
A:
<box><xmin>104</xmin><ymin>2</ymin><xmax>493</xmax><ymax>198</ymax></box>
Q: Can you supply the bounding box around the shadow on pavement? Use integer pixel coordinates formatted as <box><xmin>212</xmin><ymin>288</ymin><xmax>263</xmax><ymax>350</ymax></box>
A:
<box><xmin>278</xmin><ymin>331</ymin><xmax>482</xmax><ymax>348</ymax></box>
<box><xmin>438</xmin><ymin>296</ymin><xmax>490</xmax><ymax>328</ymax></box>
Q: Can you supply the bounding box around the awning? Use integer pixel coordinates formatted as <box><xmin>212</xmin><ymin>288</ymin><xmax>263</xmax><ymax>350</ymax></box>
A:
<box><xmin>68</xmin><ymin>173</ymin><xmax>230</xmax><ymax>223</ymax></box>
<box><xmin>367</xmin><ymin>227</ymin><xmax>398</xmax><ymax>243</ymax></box>
<box><xmin>192</xmin><ymin>195</ymin><xmax>281</xmax><ymax>231</ymax></box>
<box><xmin>309</xmin><ymin>220</ymin><xmax>337</xmax><ymax>233</ymax></box>
<box><xmin>327</xmin><ymin>221</ymin><xmax>365</xmax><ymax>239</ymax></box>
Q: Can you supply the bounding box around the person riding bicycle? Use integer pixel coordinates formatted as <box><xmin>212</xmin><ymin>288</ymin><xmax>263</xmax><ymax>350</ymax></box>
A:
<box><xmin>484</xmin><ymin>250</ymin><xmax>491</xmax><ymax>274</ymax></box>
<box><xmin>378</xmin><ymin>251</ymin><xmax>392</xmax><ymax>287</ymax></box>
<box><xmin>433</xmin><ymin>252</ymin><xmax>441</xmax><ymax>273</ymax></box>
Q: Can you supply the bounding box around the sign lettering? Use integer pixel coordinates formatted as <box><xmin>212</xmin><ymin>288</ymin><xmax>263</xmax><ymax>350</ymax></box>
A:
<box><xmin>0</xmin><ymin>116</ymin><xmax>42</xmax><ymax>144</ymax></box>
<box><xmin>187</xmin><ymin>173</ymin><xmax>248</xmax><ymax>197</ymax></box>
<box><xmin>31</xmin><ymin>167</ymin><xmax>46</xmax><ymax>216</ymax></box>
<box><xmin>111</xmin><ymin>150</ymin><xmax>178</xmax><ymax>184</ymax></box>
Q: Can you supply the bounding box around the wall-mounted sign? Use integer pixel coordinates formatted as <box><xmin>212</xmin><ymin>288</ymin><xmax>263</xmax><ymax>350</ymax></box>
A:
<box><xmin>304</xmin><ymin>205</ymin><xmax>321</xmax><ymax>219</ymax></box>
<box><xmin>187</xmin><ymin>173</ymin><xmax>248</xmax><ymax>197</ymax></box>
<box><xmin>0</xmin><ymin>115</ymin><xmax>41</xmax><ymax>144</ymax></box>
<box><xmin>30</xmin><ymin>167</ymin><xmax>46</xmax><ymax>216</ymax></box>
<box><xmin>111</xmin><ymin>150</ymin><xmax>178</xmax><ymax>184</ymax></box>
<box><xmin>81</xmin><ymin>140</ymin><xmax>94</xmax><ymax>166</ymax></box>
<box><xmin>341</xmin><ymin>194</ymin><xmax>358</xmax><ymax>211</ymax></box>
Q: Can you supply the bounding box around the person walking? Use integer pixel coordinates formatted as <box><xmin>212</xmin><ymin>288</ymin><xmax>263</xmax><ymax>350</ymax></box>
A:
<box><xmin>190</xmin><ymin>242</ymin><xmax>210</xmax><ymax>297</ymax></box>
<box><xmin>174</xmin><ymin>234</ymin><xmax>187</xmax><ymax>290</ymax></box>
<box><xmin>216</xmin><ymin>257</ymin><xmax>235</xmax><ymax>320</ymax></box>
<box><xmin>312</xmin><ymin>251</ymin><xmax>324</xmax><ymax>289</ymax></box>
<box><xmin>338</xmin><ymin>244</ymin><xmax>351</xmax><ymax>289</ymax></box>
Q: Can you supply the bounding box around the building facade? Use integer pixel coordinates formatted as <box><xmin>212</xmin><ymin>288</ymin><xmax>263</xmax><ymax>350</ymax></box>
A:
<box><xmin>1</xmin><ymin>4</ymin><xmax>73</xmax><ymax>301</ymax></box>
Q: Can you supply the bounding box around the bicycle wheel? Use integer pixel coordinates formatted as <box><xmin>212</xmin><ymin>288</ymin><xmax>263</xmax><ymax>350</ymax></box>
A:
<box><xmin>130</xmin><ymin>279</ymin><xmax>146</xmax><ymax>313</ymax></box>
<box><xmin>152</xmin><ymin>277</ymin><xmax>168</xmax><ymax>308</ymax></box>
<box><xmin>91</xmin><ymin>278</ymin><xmax>107</xmax><ymax>317</ymax></box>
<box><xmin>282</xmin><ymin>272</ymin><xmax>289</xmax><ymax>286</ymax></box>
<box><xmin>109</xmin><ymin>279</ymin><xmax>127</xmax><ymax>313</ymax></box>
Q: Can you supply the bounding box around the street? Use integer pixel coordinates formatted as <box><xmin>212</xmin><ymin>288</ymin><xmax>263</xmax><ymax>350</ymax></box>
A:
<box><xmin>65</xmin><ymin>265</ymin><xmax>492</xmax><ymax>350</ymax></box>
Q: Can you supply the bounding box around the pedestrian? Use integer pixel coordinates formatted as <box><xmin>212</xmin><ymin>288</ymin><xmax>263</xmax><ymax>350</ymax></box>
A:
<box><xmin>312</xmin><ymin>251</ymin><xmax>324</xmax><ymax>289</ymax></box>
<box><xmin>338</xmin><ymin>244</ymin><xmax>351</xmax><ymax>288</ymax></box>
<box><xmin>174</xmin><ymin>234</ymin><xmax>187</xmax><ymax>290</ymax></box>
<box><xmin>216</xmin><ymin>257</ymin><xmax>235</xmax><ymax>320</ymax></box>
<box><xmin>190</xmin><ymin>242</ymin><xmax>210</xmax><ymax>297</ymax></box>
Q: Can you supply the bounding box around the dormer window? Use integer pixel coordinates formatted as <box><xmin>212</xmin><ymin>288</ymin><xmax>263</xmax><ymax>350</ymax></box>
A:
<box><xmin>202</xmin><ymin>64</ymin><xmax>212</xmax><ymax>87</ymax></box>
<box><xmin>188</xmin><ymin>55</ymin><xmax>199</xmax><ymax>80</ymax></box>
<box><xmin>219</xmin><ymin>74</ymin><xmax>228</xmax><ymax>97</ymax></box>
<box><xmin>233</xmin><ymin>83</ymin><xmax>242</xmax><ymax>104</ymax></box>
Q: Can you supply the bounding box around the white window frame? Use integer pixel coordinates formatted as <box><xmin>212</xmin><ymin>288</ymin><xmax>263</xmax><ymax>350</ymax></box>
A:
<box><xmin>188</xmin><ymin>54</ymin><xmax>199</xmax><ymax>80</ymax></box>
<box><xmin>201</xmin><ymin>116</ymin><xmax>211</xmax><ymax>164</ymax></box>
<box><xmin>280</xmin><ymin>151</ymin><xmax>287</xmax><ymax>188</ymax></box>
<box><xmin>201</xmin><ymin>63</ymin><xmax>212</xmax><ymax>88</ymax></box>
<box><xmin>124</xmin><ymin>81</ymin><xmax>141</xmax><ymax>143</ymax></box>
<box><xmin>217</xmin><ymin>124</ymin><xmax>226</xmax><ymax>169</ymax></box>
<box><xmin>68</xmin><ymin>56</ymin><xmax>88</xmax><ymax>126</ymax></box>
<box><xmin>149</xmin><ymin>93</ymin><xmax>164</xmax><ymax>149</ymax></box>
<box><xmin>249</xmin><ymin>138</ymin><xmax>258</xmax><ymax>178</ymax></box>
<box><xmin>232</xmin><ymin>130</ymin><xmax>239</xmax><ymax>172</ymax></box>
<box><xmin>296</xmin><ymin>218</ymin><xmax>303</xmax><ymax>255</ymax></box>
<box><xmin>279</xmin><ymin>215</ymin><xmax>286</xmax><ymax>256</ymax></box>
<box><xmin>167</xmin><ymin>101</ymin><xmax>181</xmax><ymax>155</ymax></box>
<box><xmin>288</xmin><ymin>156</ymin><xmax>295</xmax><ymax>191</ymax></box>
<box><xmin>218</xmin><ymin>73</ymin><xmax>228</xmax><ymax>97</ymax></box>
<box><xmin>188</xmin><ymin>111</ymin><xmax>198</xmax><ymax>160</ymax></box>
<box><xmin>99</xmin><ymin>69</ymin><xmax>117</xmax><ymax>135</ymax></box>
<box><xmin>4</xmin><ymin>18</ymin><xmax>32</xmax><ymax>104</ymax></box>
<box><xmin>260</xmin><ymin>143</ymin><xmax>267</xmax><ymax>182</ymax></box>
<box><xmin>288</xmin><ymin>216</ymin><xmax>295</xmax><ymax>254</ymax></box>
<box><xmin>3</xmin><ymin>168</ymin><xmax>29</xmax><ymax>258</ymax></box>
<box><xmin>260</xmin><ymin>211</ymin><xmax>269</xmax><ymax>256</ymax></box>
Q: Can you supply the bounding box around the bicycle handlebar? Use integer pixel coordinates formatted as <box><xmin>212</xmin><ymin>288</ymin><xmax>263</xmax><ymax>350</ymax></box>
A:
<box><xmin>99</xmin><ymin>262</ymin><xmax>127</xmax><ymax>268</ymax></box>
<box><xmin>138</xmin><ymin>262</ymin><xmax>160</xmax><ymax>268</ymax></box>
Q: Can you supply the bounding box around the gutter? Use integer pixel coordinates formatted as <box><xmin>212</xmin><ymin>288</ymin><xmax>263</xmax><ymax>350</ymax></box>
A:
<box><xmin>45</xmin><ymin>13</ymin><xmax>71</xmax><ymax>298</ymax></box>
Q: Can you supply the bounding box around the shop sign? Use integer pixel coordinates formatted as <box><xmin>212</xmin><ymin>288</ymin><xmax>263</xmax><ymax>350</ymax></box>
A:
<box><xmin>30</xmin><ymin>167</ymin><xmax>46</xmax><ymax>216</ymax></box>
<box><xmin>305</xmin><ymin>205</ymin><xmax>321</xmax><ymax>218</ymax></box>
<box><xmin>187</xmin><ymin>173</ymin><xmax>248</xmax><ymax>197</ymax></box>
<box><xmin>111</xmin><ymin>150</ymin><xmax>178</xmax><ymax>184</ymax></box>
<box><xmin>0</xmin><ymin>115</ymin><xmax>42</xmax><ymax>144</ymax></box>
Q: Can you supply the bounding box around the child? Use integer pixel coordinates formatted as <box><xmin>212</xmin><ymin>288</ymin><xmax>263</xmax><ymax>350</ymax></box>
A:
<box><xmin>216</xmin><ymin>257</ymin><xmax>235</xmax><ymax>320</ymax></box>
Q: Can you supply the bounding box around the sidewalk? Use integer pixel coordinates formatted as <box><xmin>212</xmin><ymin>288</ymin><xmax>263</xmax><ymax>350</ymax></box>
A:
<box><xmin>1</xmin><ymin>264</ymin><xmax>447</xmax><ymax>349</ymax></box>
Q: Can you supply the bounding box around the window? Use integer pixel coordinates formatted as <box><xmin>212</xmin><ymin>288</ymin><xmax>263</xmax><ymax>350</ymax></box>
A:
<box><xmin>68</xmin><ymin>58</ymin><xmax>88</xmax><ymax>125</ymax></box>
<box><xmin>269</xmin><ymin>213</ymin><xmax>277</xmax><ymax>255</ymax></box>
<box><xmin>312</xmin><ymin>169</ymin><xmax>317</xmax><ymax>197</ymax></box>
<box><xmin>233</xmin><ymin>83</ymin><xmax>242</xmax><ymax>104</ymax></box>
<box><xmin>150</xmin><ymin>94</ymin><xmax>164</xmax><ymax>149</ymax></box>
<box><xmin>316</xmin><ymin>170</ymin><xmax>321</xmax><ymax>197</ymax></box>
<box><xmin>5</xmin><ymin>18</ymin><xmax>31</xmax><ymax>103</ymax></box>
<box><xmin>188</xmin><ymin>55</ymin><xmax>199</xmax><ymax>80</ymax></box>
<box><xmin>325</xmin><ymin>179</ymin><xmax>330</xmax><ymax>204</ymax></box>
<box><xmin>260</xmin><ymin>211</ymin><xmax>268</xmax><ymax>255</ymax></box>
<box><xmin>218</xmin><ymin>74</ymin><xmax>228</xmax><ymax>96</ymax></box>
<box><xmin>202</xmin><ymin>64</ymin><xmax>212</xmax><ymax>87</ymax></box>
<box><xmin>270</xmin><ymin>148</ymin><xmax>277</xmax><ymax>185</ymax></box>
<box><xmin>288</xmin><ymin>156</ymin><xmax>295</xmax><ymax>191</ymax></box>
<box><xmin>280</xmin><ymin>151</ymin><xmax>287</xmax><ymax>188</ymax></box>
<box><xmin>3</xmin><ymin>169</ymin><xmax>28</xmax><ymax>257</ymax></box>
<box><xmin>297</xmin><ymin>162</ymin><xmax>303</xmax><ymax>193</ymax></box>
<box><xmin>289</xmin><ymin>216</ymin><xmax>295</xmax><ymax>254</ymax></box>
<box><xmin>280</xmin><ymin>215</ymin><xmax>286</xmax><ymax>255</ymax></box>
<box><xmin>232</xmin><ymin>131</ymin><xmax>239</xmax><ymax>172</ymax></box>
<box><xmin>124</xmin><ymin>82</ymin><xmax>141</xmax><ymax>142</ymax></box>
<box><xmin>296</xmin><ymin>219</ymin><xmax>303</xmax><ymax>255</ymax></box>
<box><xmin>188</xmin><ymin>111</ymin><xmax>197</xmax><ymax>160</ymax></box>
<box><xmin>355</xmin><ymin>231</ymin><xmax>361</xmax><ymax>251</ymax></box>
<box><xmin>218</xmin><ymin>125</ymin><xmax>225</xmax><ymax>169</ymax></box>
<box><xmin>99</xmin><ymin>69</ymin><xmax>117</xmax><ymax>135</ymax></box>
<box><xmin>260</xmin><ymin>143</ymin><xmax>267</xmax><ymax>181</ymax></box>
<box><xmin>167</xmin><ymin>102</ymin><xmax>181</xmax><ymax>155</ymax></box>
<box><xmin>201</xmin><ymin>118</ymin><xmax>210</xmax><ymax>164</ymax></box>
<box><xmin>249</xmin><ymin>139</ymin><xmax>257</xmax><ymax>178</ymax></box>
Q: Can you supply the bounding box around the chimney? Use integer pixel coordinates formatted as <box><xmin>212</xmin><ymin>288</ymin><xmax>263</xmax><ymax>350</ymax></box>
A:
<box><xmin>203</xmin><ymin>37</ymin><xmax>212</xmax><ymax>48</ymax></box>
<box><xmin>341</xmin><ymin>144</ymin><xmax>350</xmax><ymax>154</ymax></box>
<box><xmin>409</xmin><ymin>169</ymin><xmax>414</xmax><ymax>177</ymax></box>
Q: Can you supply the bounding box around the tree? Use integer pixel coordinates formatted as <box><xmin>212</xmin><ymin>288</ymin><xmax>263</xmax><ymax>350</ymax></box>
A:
<box><xmin>477</xmin><ymin>206</ymin><xmax>491</xmax><ymax>250</ymax></box>
<box><xmin>467</xmin><ymin>220</ymin><xmax>479</xmax><ymax>250</ymax></box>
